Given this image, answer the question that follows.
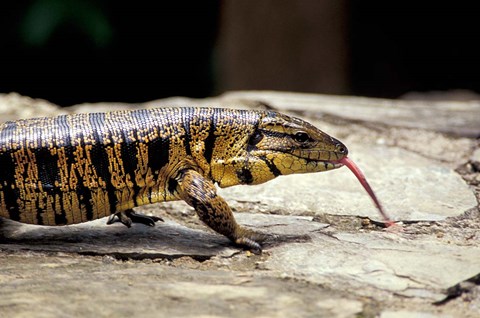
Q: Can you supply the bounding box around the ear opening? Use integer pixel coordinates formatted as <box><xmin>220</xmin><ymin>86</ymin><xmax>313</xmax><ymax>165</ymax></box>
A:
<box><xmin>248</xmin><ymin>130</ymin><xmax>264</xmax><ymax>147</ymax></box>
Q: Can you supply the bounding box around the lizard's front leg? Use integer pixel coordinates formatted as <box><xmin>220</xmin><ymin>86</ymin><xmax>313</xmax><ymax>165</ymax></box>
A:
<box><xmin>107</xmin><ymin>209</ymin><xmax>164</xmax><ymax>227</ymax></box>
<box><xmin>176</xmin><ymin>169</ymin><xmax>266</xmax><ymax>254</ymax></box>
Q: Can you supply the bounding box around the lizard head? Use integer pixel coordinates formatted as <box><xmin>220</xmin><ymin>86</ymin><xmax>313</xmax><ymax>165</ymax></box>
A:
<box><xmin>212</xmin><ymin>110</ymin><xmax>348</xmax><ymax>188</ymax></box>
<box><xmin>238</xmin><ymin>111</ymin><xmax>348</xmax><ymax>184</ymax></box>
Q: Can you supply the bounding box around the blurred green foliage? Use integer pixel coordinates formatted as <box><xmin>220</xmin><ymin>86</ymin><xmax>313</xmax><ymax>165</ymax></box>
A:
<box><xmin>21</xmin><ymin>0</ymin><xmax>113</xmax><ymax>47</ymax></box>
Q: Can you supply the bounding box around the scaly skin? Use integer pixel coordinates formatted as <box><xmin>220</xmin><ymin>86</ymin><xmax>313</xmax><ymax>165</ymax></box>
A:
<box><xmin>0</xmin><ymin>107</ymin><xmax>347</xmax><ymax>252</ymax></box>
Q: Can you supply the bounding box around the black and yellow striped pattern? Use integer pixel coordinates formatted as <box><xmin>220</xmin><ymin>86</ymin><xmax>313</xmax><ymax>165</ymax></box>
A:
<box><xmin>0</xmin><ymin>107</ymin><xmax>261</xmax><ymax>225</ymax></box>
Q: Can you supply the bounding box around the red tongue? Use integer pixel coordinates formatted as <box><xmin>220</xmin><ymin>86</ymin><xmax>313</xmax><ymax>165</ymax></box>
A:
<box><xmin>339</xmin><ymin>157</ymin><xmax>394</xmax><ymax>227</ymax></box>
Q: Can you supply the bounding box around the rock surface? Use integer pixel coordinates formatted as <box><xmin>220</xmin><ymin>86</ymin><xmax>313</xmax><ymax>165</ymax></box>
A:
<box><xmin>0</xmin><ymin>91</ymin><xmax>479</xmax><ymax>317</ymax></box>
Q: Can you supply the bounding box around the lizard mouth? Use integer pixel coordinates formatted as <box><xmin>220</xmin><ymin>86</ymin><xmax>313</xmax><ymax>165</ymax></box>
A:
<box><xmin>289</xmin><ymin>148</ymin><xmax>347</xmax><ymax>167</ymax></box>
<box><xmin>303</xmin><ymin>157</ymin><xmax>345</xmax><ymax>171</ymax></box>
<box><xmin>314</xmin><ymin>158</ymin><xmax>344</xmax><ymax>169</ymax></box>
<box><xmin>330</xmin><ymin>160</ymin><xmax>345</xmax><ymax>169</ymax></box>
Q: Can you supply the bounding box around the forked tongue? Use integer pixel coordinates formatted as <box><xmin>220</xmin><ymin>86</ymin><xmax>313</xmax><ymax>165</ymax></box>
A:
<box><xmin>339</xmin><ymin>157</ymin><xmax>394</xmax><ymax>227</ymax></box>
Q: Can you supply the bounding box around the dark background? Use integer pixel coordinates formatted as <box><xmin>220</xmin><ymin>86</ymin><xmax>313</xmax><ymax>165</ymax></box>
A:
<box><xmin>1</xmin><ymin>1</ymin><xmax>479</xmax><ymax>106</ymax></box>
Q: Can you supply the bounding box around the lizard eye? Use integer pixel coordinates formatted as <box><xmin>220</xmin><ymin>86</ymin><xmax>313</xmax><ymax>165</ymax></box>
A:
<box><xmin>293</xmin><ymin>131</ymin><xmax>310</xmax><ymax>143</ymax></box>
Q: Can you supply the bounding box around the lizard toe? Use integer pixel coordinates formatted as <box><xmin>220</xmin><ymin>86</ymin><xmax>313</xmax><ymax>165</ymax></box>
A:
<box><xmin>234</xmin><ymin>229</ymin><xmax>269</xmax><ymax>254</ymax></box>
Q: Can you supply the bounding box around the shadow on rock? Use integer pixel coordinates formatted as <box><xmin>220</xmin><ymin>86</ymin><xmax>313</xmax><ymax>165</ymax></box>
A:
<box><xmin>0</xmin><ymin>217</ymin><xmax>234</xmax><ymax>260</ymax></box>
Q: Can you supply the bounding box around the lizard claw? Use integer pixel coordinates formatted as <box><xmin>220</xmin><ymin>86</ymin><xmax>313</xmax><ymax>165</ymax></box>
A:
<box><xmin>107</xmin><ymin>209</ymin><xmax>164</xmax><ymax>228</ymax></box>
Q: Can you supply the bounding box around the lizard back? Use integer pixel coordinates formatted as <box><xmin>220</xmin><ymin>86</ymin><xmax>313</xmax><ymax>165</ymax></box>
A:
<box><xmin>0</xmin><ymin>107</ymin><xmax>261</xmax><ymax>225</ymax></box>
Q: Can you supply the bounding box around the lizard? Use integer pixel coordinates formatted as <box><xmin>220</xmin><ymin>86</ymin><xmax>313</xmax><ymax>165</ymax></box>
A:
<box><xmin>0</xmin><ymin>107</ymin><xmax>349</xmax><ymax>253</ymax></box>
